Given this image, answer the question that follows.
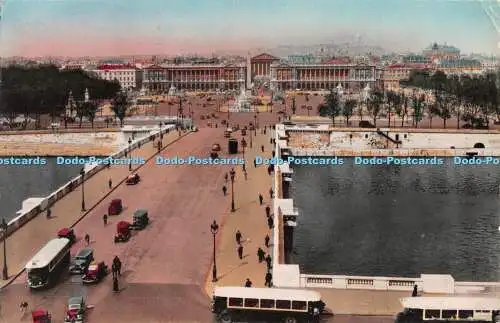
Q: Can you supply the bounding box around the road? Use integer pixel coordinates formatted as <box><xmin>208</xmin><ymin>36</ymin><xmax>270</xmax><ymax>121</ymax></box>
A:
<box><xmin>0</xmin><ymin>128</ymin><xmax>231</xmax><ymax>323</ymax></box>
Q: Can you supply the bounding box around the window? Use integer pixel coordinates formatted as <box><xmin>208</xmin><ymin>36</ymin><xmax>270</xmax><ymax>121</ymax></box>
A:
<box><xmin>260</xmin><ymin>299</ymin><xmax>275</xmax><ymax>308</ymax></box>
<box><xmin>276</xmin><ymin>300</ymin><xmax>291</xmax><ymax>309</ymax></box>
<box><xmin>442</xmin><ymin>310</ymin><xmax>457</xmax><ymax>319</ymax></box>
<box><xmin>458</xmin><ymin>310</ymin><xmax>473</xmax><ymax>319</ymax></box>
<box><xmin>244</xmin><ymin>298</ymin><xmax>259</xmax><ymax>308</ymax></box>
<box><xmin>228</xmin><ymin>298</ymin><xmax>243</xmax><ymax>307</ymax></box>
<box><xmin>291</xmin><ymin>301</ymin><xmax>307</xmax><ymax>310</ymax></box>
<box><xmin>424</xmin><ymin>310</ymin><xmax>440</xmax><ymax>319</ymax></box>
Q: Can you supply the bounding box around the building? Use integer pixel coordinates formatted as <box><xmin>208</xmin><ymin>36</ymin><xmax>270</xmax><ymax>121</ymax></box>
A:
<box><xmin>437</xmin><ymin>59</ymin><xmax>482</xmax><ymax>75</ymax></box>
<box><xmin>250</xmin><ymin>53</ymin><xmax>280</xmax><ymax>79</ymax></box>
<box><xmin>422</xmin><ymin>43</ymin><xmax>461</xmax><ymax>60</ymax></box>
<box><xmin>92</xmin><ymin>64</ymin><xmax>142</xmax><ymax>89</ymax></box>
<box><xmin>383</xmin><ymin>63</ymin><xmax>432</xmax><ymax>90</ymax></box>
<box><xmin>142</xmin><ymin>63</ymin><xmax>246</xmax><ymax>93</ymax></box>
<box><xmin>270</xmin><ymin>57</ymin><xmax>382</xmax><ymax>91</ymax></box>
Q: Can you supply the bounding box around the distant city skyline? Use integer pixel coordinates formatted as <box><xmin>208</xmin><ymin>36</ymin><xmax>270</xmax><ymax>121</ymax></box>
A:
<box><xmin>0</xmin><ymin>0</ymin><xmax>498</xmax><ymax>57</ymax></box>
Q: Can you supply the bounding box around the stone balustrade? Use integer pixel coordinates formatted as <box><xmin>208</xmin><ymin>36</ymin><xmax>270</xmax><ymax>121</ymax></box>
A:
<box><xmin>0</xmin><ymin>132</ymin><xmax>121</xmax><ymax>146</ymax></box>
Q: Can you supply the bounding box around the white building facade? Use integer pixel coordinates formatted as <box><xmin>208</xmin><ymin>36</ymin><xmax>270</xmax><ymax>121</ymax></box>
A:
<box><xmin>92</xmin><ymin>64</ymin><xmax>142</xmax><ymax>89</ymax></box>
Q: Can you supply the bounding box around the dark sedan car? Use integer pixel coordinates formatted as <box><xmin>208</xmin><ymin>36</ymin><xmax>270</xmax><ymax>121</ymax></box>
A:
<box><xmin>69</xmin><ymin>248</ymin><xmax>94</xmax><ymax>275</ymax></box>
<box><xmin>82</xmin><ymin>262</ymin><xmax>108</xmax><ymax>284</ymax></box>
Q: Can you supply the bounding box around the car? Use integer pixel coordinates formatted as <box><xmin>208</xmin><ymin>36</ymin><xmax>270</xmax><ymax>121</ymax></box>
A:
<box><xmin>132</xmin><ymin>209</ymin><xmax>149</xmax><ymax>230</ymax></box>
<box><xmin>114</xmin><ymin>221</ymin><xmax>131</xmax><ymax>243</ymax></box>
<box><xmin>82</xmin><ymin>261</ymin><xmax>108</xmax><ymax>284</ymax></box>
<box><xmin>57</xmin><ymin>228</ymin><xmax>76</xmax><ymax>244</ymax></box>
<box><xmin>69</xmin><ymin>248</ymin><xmax>94</xmax><ymax>275</ymax></box>
<box><xmin>126</xmin><ymin>173</ymin><xmax>140</xmax><ymax>185</ymax></box>
<box><xmin>64</xmin><ymin>296</ymin><xmax>86</xmax><ymax>323</ymax></box>
<box><xmin>32</xmin><ymin>308</ymin><xmax>51</xmax><ymax>323</ymax></box>
<box><xmin>108</xmin><ymin>198</ymin><xmax>123</xmax><ymax>215</ymax></box>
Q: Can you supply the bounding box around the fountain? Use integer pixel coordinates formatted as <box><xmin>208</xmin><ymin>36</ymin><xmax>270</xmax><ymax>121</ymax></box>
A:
<box><xmin>230</xmin><ymin>86</ymin><xmax>253</xmax><ymax>112</ymax></box>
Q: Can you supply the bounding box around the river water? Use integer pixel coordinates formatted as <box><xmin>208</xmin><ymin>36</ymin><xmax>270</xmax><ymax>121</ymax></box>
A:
<box><xmin>0</xmin><ymin>158</ymin><xmax>81</xmax><ymax>222</ymax></box>
<box><xmin>289</xmin><ymin>158</ymin><xmax>500</xmax><ymax>281</ymax></box>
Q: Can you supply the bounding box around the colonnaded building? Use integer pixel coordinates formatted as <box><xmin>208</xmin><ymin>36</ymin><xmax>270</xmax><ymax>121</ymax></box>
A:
<box><xmin>141</xmin><ymin>53</ymin><xmax>382</xmax><ymax>93</ymax></box>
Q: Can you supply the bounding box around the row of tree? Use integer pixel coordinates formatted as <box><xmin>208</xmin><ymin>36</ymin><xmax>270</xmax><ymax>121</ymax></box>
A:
<box><xmin>0</xmin><ymin>65</ymin><xmax>122</xmax><ymax>128</ymax></box>
<box><xmin>316</xmin><ymin>70</ymin><xmax>500</xmax><ymax>129</ymax></box>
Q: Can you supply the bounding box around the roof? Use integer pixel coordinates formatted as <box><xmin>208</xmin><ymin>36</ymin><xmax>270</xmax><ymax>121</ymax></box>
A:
<box><xmin>323</xmin><ymin>58</ymin><xmax>351</xmax><ymax>65</ymax></box>
<box><xmin>439</xmin><ymin>59</ymin><xmax>481</xmax><ymax>68</ymax></box>
<box><xmin>68</xmin><ymin>296</ymin><xmax>83</xmax><ymax>305</ymax></box>
<box><xmin>424</xmin><ymin>43</ymin><xmax>460</xmax><ymax>53</ymax></box>
<box><xmin>400</xmin><ymin>297</ymin><xmax>500</xmax><ymax>310</ymax></box>
<box><xmin>87</xmin><ymin>264</ymin><xmax>98</xmax><ymax>271</ymax></box>
<box><xmin>251</xmin><ymin>53</ymin><xmax>280</xmax><ymax>62</ymax></box>
<box><xmin>26</xmin><ymin>238</ymin><xmax>70</xmax><ymax>269</ymax></box>
<box><xmin>214</xmin><ymin>287</ymin><xmax>321</xmax><ymax>302</ymax></box>
<box><xmin>96</xmin><ymin>64</ymin><xmax>135</xmax><ymax>70</ymax></box>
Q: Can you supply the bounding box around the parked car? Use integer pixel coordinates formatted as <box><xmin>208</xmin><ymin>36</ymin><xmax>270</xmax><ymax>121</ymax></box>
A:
<box><xmin>359</xmin><ymin>120</ymin><xmax>376</xmax><ymax>128</ymax></box>
<box><xmin>108</xmin><ymin>198</ymin><xmax>123</xmax><ymax>215</ymax></box>
<box><xmin>64</xmin><ymin>296</ymin><xmax>86</xmax><ymax>323</ymax></box>
<box><xmin>69</xmin><ymin>248</ymin><xmax>94</xmax><ymax>275</ymax></box>
<box><xmin>132</xmin><ymin>209</ymin><xmax>149</xmax><ymax>230</ymax></box>
<box><xmin>82</xmin><ymin>262</ymin><xmax>108</xmax><ymax>284</ymax></box>
<box><xmin>32</xmin><ymin>308</ymin><xmax>51</xmax><ymax>323</ymax></box>
<box><xmin>57</xmin><ymin>228</ymin><xmax>75</xmax><ymax>244</ymax></box>
<box><xmin>114</xmin><ymin>221</ymin><xmax>131</xmax><ymax>243</ymax></box>
<box><xmin>126</xmin><ymin>174</ymin><xmax>140</xmax><ymax>185</ymax></box>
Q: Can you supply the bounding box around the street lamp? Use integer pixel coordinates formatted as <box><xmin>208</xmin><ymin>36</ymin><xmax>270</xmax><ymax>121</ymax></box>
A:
<box><xmin>128</xmin><ymin>138</ymin><xmax>132</xmax><ymax>171</ymax></box>
<box><xmin>249</xmin><ymin>128</ymin><xmax>253</xmax><ymax>148</ymax></box>
<box><xmin>1</xmin><ymin>218</ymin><xmax>8</xmax><ymax>280</ymax></box>
<box><xmin>254</xmin><ymin>114</ymin><xmax>257</xmax><ymax>135</ymax></box>
<box><xmin>230</xmin><ymin>169</ymin><xmax>236</xmax><ymax>212</ymax></box>
<box><xmin>210</xmin><ymin>220</ymin><xmax>219</xmax><ymax>282</ymax></box>
<box><xmin>241</xmin><ymin>138</ymin><xmax>247</xmax><ymax>160</ymax></box>
<box><xmin>80</xmin><ymin>168</ymin><xmax>86</xmax><ymax>211</ymax></box>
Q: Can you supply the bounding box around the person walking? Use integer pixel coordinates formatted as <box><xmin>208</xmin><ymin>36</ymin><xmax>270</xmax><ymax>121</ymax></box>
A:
<box><xmin>261</xmin><ymin>145</ymin><xmax>264</xmax><ymax>152</ymax></box>
<box><xmin>225</xmin><ymin>173</ymin><xmax>228</xmax><ymax>182</ymax></box>
<box><xmin>257</xmin><ymin>247</ymin><xmax>265</xmax><ymax>262</ymax></box>
<box><xmin>236</xmin><ymin>230</ymin><xmax>242</xmax><ymax>244</ymax></box>
<box><xmin>265</xmin><ymin>272</ymin><xmax>272</xmax><ymax>287</ymax></box>
<box><xmin>267</xmin><ymin>216</ymin><xmax>274</xmax><ymax>229</ymax></box>
<box><xmin>103</xmin><ymin>214</ymin><xmax>108</xmax><ymax>226</ymax></box>
<box><xmin>222</xmin><ymin>185</ymin><xmax>227</xmax><ymax>196</ymax></box>
<box><xmin>267</xmin><ymin>165</ymin><xmax>272</xmax><ymax>176</ymax></box>
<box><xmin>238</xmin><ymin>244</ymin><xmax>244</xmax><ymax>260</ymax></box>
<box><xmin>108</xmin><ymin>178</ymin><xmax>112</xmax><ymax>189</ymax></box>
<box><xmin>46</xmin><ymin>207</ymin><xmax>51</xmax><ymax>219</ymax></box>
<box><xmin>412</xmin><ymin>285</ymin><xmax>418</xmax><ymax>297</ymax></box>
<box><xmin>269</xmin><ymin>188</ymin><xmax>274</xmax><ymax>198</ymax></box>
<box><xmin>265</xmin><ymin>234</ymin><xmax>270</xmax><ymax>248</ymax></box>
<box><xmin>254</xmin><ymin>158</ymin><xmax>257</xmax><ymax>168</ymax></box>
<box><xmin>259</xmin><ymin>194</ymin><xmax>263</xmax><ymax>205</ymax></box>
<box><xmin>84</xmin><ymin>233</ymin><xmax>90</xmax><ymax>245</ymax></box>
<box><xmin>245</xmin><ymin>278</ymin><xmax>252</xmax><ymax>287</ymax></box>
<box><xmin>244</xmin><ymin>170</ymin><xmax>247</xmax><ymax>180</ymax></box>
<box><xmin>265</xmin><ymin>254</ymin><xmax>272</xmax><ymax>271</ymax></box>
<box><xmin>265</xmin><ymin>205</ymin><xmax>271</xmax><ymax>217</ymax></box>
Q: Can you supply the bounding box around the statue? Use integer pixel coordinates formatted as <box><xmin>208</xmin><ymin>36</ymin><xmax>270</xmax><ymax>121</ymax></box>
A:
<box><xmin>84</xmin><ymin>88</ymin><xmax>89</xmax><ymax>102</ymax></box>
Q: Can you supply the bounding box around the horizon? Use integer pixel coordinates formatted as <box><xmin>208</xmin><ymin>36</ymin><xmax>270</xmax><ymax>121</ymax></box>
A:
<box><xmin>0</xmin><ymin>0</ymin><xmax>499</xmax><ymax>57</ymax></box>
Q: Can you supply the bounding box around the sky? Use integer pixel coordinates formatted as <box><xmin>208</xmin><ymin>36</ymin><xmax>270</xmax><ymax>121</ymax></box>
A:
<box><xmin>0</xmin><ymin>0</ymin><xmax>498</xmax><ymax>57</ymax></box>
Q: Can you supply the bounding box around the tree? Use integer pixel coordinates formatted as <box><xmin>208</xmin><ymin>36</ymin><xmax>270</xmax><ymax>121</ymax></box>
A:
<box><xmin>386</xmin><ymin>91</ymin><xmax>401</xmax><ymax>127</ymax></box>
<box><xmin>75</xmin><ymin>101</ymin><xmax>87</xmax><ymax>128</ymax></box>
<box><xmin>111</xmin><ymin>92</ymin><xmax>129</xmax><ymax>127</ymax></box>
<box><xmin>411</xmin><ymin>94</ymin><xmax>425</xmax><ymax>128</ymax></box>
<box><xmin>84</xmin><ymin>100</ymin><xmax>99</xmax><ymax>128</ymax></box>
<box><xmin>367</xmin><ymin>91</ymin><xmax>384</xmax><ymax>127</ymax></box>
<box><xmin>318</xmin><ymin>91</ymin><xmax>341</xmax><ymax>125</ymax></box>
<box><xmin>343</xmin><ymin>99</ymin><xmax>356</xmax><ymax>126</ymax></box>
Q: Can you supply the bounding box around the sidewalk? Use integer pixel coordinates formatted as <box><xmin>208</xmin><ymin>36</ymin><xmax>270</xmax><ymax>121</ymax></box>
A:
<box><xmin>206</xmin><ymin>129</ymin><xmax>274</xmax><ymax>292</ymax></box>
<box><xmin>0</xmin><ymin>130</ymin><xmax>186</xmax><ymax>288</ymax></box>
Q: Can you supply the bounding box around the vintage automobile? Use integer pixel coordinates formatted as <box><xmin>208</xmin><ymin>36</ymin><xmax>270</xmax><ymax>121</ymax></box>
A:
<box><xmin>82</xmin><ymin>261</ymin><xmax>108</xmax><ymax>284</ymax></box>
<box><xmin>212</xmin><ymin>143</ymin><xmax>221</xmax><ymax>152</ymax></box>
<box><xmin>69</xmin><ymin>248</ymin><xmax>94</xmax><ymax>275</ymax></box>
<box><xmin>64</xmin><ymin>296</ymin><xmax>86</xmax><ymax>323</ymax></box>
<box><xmin>32</xmin><ymin>308</ymin><xmax>51</xmax><ymax>323</ymax></box>
<box><xmin>126</xmin><ymin>173</ymin><xmax>140</xmax><ymax>185</ymax></box>
<box><xmin>108</xmin><ymin>198</ymin><xmax>123</xmax><ymax>216</ymax></box>
<box><xmin>57</xmin><ymin>228</ymin><xmax>76</xmax><ymax>244</ymax></box>
<box><xmin>114</xmin><ymin>221</ymin><xmax>131</xmax><ymax>243</ymax></box>
<box><xmin>132</xmin><ymin>209</ymin><xmax>149</xmax><ymax>230</ymax></box>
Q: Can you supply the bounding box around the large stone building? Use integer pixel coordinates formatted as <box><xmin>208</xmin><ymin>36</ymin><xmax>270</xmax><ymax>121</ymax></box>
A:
<box><xmin>382</xmin><ymin>63</ymin><xmax>432</xmax><ymax>90</ymax></box>
<box><xmin>92</xmin><ymin>64</ymin><xmax>142</xmax><ymax>89</ymax></box>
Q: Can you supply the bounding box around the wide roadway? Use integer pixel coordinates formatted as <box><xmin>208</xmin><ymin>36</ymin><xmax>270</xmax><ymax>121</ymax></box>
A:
<box><xmin>1</xmin><ymin>128</ymin><xmax>229</xmax><ymax>323</ymax></box>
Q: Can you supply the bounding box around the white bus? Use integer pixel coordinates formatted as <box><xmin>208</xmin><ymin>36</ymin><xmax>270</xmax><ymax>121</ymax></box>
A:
<box><xmin>396</xmin><ymin>296</ymin><xmax>500</xmax><ymax>322</ymax></box>
<box><xmin>211</xmin><ymin>286</ymin><xmax>326</xmax><ymax>323</ymax></box>
<box><xmin>25</xmin><ymin>238</ymin><xmax>71</xmax><ymax>289</ymax></box>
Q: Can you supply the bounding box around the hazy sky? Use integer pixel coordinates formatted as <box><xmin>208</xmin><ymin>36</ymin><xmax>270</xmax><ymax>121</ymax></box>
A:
<box><xmin>0</xmin><ymin>0</ymin><xmax>498</xmax><ymax>57</ymax></box>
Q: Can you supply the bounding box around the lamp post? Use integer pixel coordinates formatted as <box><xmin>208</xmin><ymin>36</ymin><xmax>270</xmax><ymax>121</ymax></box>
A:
<box><xmin>254</xmin><ymin>114</ymin><xmax>257</xmax><ymax>135</ymax></box>
<box><xmin>241</xmin><ymin>138</ymin><xmax>247</xmax><ymax>160</ymax></box>
<box><xmin>249</xmin><ymin>128</ymin><xmax>253</xmax><ymax>148</ymax></box>
<box><xmin>210</xmin><ymin>220</ymin><xmax>219</xmax><ymax>282</ymax></box>
<box><xmin>230</xmin><ymin>169</ymin><xmax>236</xmax><ymax>212</ymax></box>
<box><xmin>1</xmin><ymin>218</ymin><xmax>8</xmax><ymax>280</ymax></box>
<box><xmin>80</xmin><ymin>168</ymin><xmax>86</xmax><ymax>211</ymax></box>
<box><xmin>128</xmin><ymin>137</ymin><xmax>132</xmax><ymax>171</ymax></box>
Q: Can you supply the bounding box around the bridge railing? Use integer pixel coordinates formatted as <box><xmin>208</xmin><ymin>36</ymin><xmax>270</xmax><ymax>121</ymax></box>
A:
<box><xmin>300</xmin><ymin>274</ymin><xmax>420</xmax><ymax>291</ymax></box>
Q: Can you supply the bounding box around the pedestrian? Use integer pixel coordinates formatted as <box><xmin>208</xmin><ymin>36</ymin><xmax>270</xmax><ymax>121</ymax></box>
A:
<box><xmin>265</xmin><ymin>254</ymin><xmax>272</xmax><ymax>270</ymax></box>
<box><xmin>244</xmin><ymin>170</ymin><xmax>247</xmax><ymax>180</ymax></box>
<box><xmin>270</xmin><ymin>138</ymin><xmax>272</xmax><ymax>144</ymax></box>
<box><xmin>261</xmin><ymin>145</ymin><xmax>264</xmax><ymax>152</ymax></box>
<box><xmin>269</xmin><ymin>188</ymin><xmax>274</xmax><ymax>198</ymax></box>
<box><xmin>257</xmin><ymin>247</ymin><xmax>265</xmax><ymax>262</ymax></box>
<box><xmin>225</xmin><ymin>173</ymin><xmax>228</xmax><ymax>182</ymax></box>
<box><xmin>259</xmin><ymin>194</ymin><xmax>263</xmax><ymax>205</ymax></box>
<box><xmin>242</xmin><ymin>163</ymin><xmax>246</xmax><ymax>172</ymax></box>
<box><xmin>238</xmin><ymin>244</ymin><xmax>243</xmax><ymax>259</ymax></box>
<box><xmin>84</xmin><ymin>233</ymin><xmax>90</xmax><ymax>245</ymax></box>
<box><xmin>222</xmin><ymin>185</ymin><xmax>227</xmax><ymax>196</ymax></box>
<box><xmin>412</xmin><ymin>284</ymin><xmax>418</xmax><ymax>297</ymax></box>
<box><xmin>265</xmin><ymin>234</ymin><xmax>270</xmax><ymax>248</ymax></box>
<box><xmin>267</xmin><ymin>216</ymin><xmax>274</xmax><ymax>229</ymax></box>
<box><xmin>103</xmin><ymin>214</ymin><xmax>108</xmax><ymax>225</ymax></box>
<box><xmin>265</xmin><ymin>205</ymin><xmax>270</xmax><ymax>217</ymax></box>
<box><xmin>254</xmin><ymin>158</ymin><xmax>257</xmax><ymax>168</ymax></box>
<box><xmin>245</xmin><ymin>278</ymin><xmax>252</xmax><ymax>287</ymax></box>
<box><xmin>272</xmin><ymin>150</ymin><xmax>275</xmax><ymax>157</ymax></box>
<box><xmin>267</xmin><ymin>165</ymin><xmax>272</xmax><ymax>175</ymax></box>
<box><xmin>236</xmin><ymin>230</ymin><xmax>242</xmax><ymax>244</ymax></box>
<box><xmin>46</xmin><ymin>207</ymin><xmax>51</xmax><ymax>219</ymax></box>
<box><xmin>109</xmin><ymin>178</ymin><xmax>112</xmax><ymax>189</ymax></box>
<box><xmin>20</xmin><ymin>301</ymin><xmax>28</xmax><ymax>312</ymax></box>
<box><xmin>265</xmin><ymin>272</ymin><xmax>272</xmax><ymax>287</ymax></box>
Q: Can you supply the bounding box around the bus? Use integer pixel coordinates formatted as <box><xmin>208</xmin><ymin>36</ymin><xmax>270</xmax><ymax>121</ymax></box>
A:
<box><xmin>211</xmin><ymin>286</ymin><xmax>326</xmax><ymax>323</ymax></box>
<box><xmin>396</xmin><ymin>296</ymin><xmax>500</xmax><ymax>322</ymax></box>
<box><xmin>25</xmin><ymin>238</ymin><xmax>71</xmax><ymax>289</ymax></box>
